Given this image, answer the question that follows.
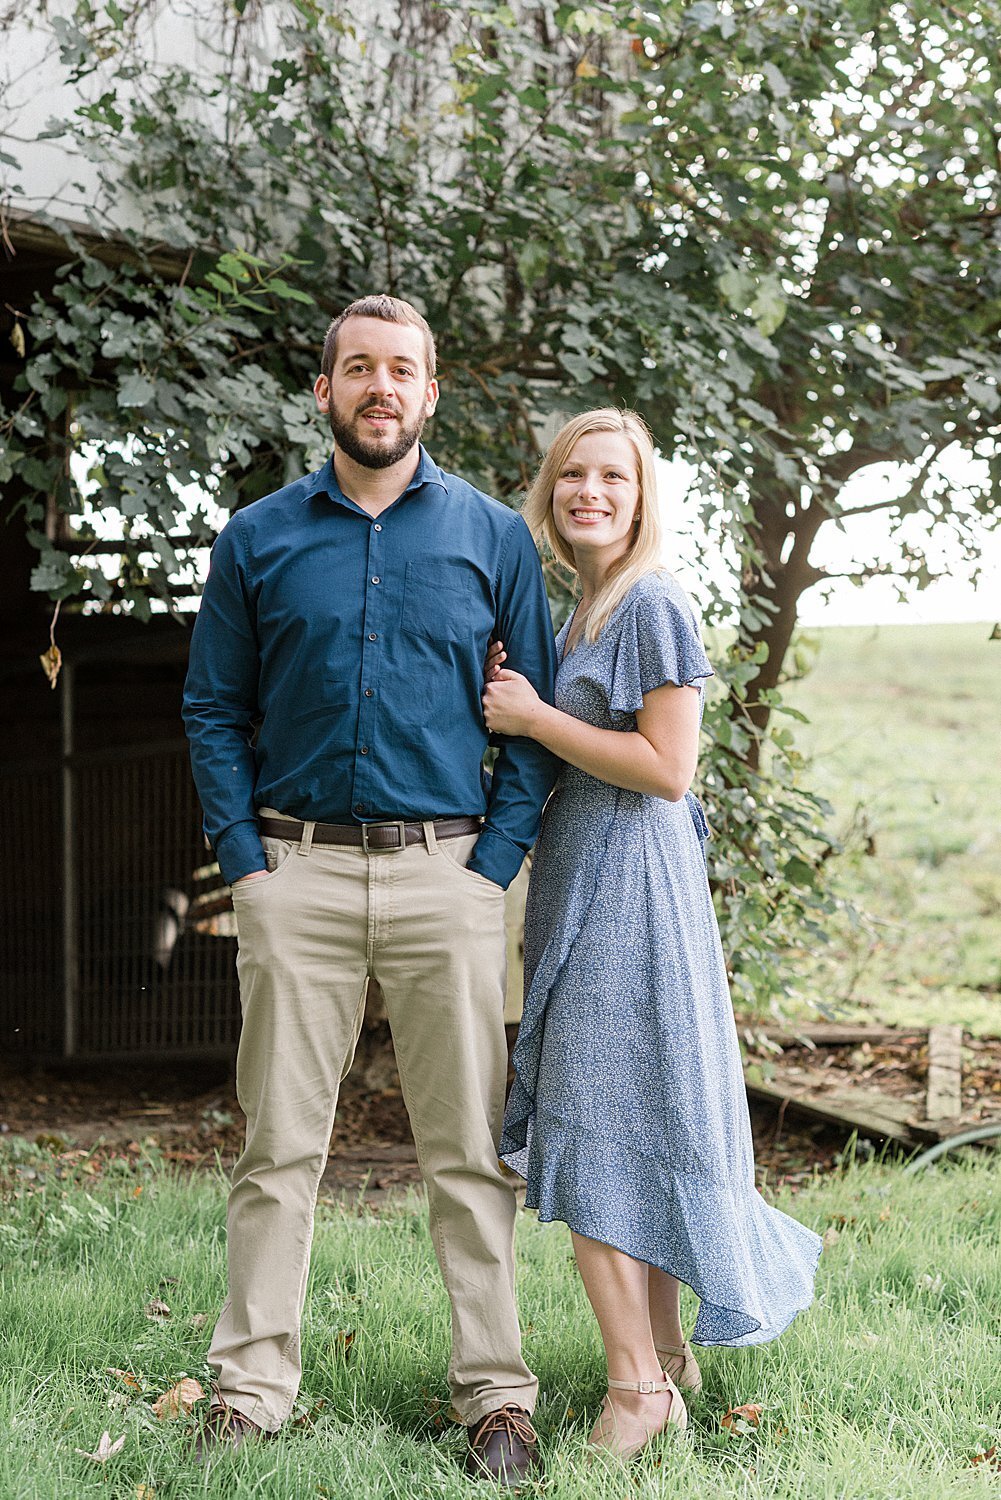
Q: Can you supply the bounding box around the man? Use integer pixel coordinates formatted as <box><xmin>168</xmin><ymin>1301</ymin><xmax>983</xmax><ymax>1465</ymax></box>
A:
<box><xmin>182</xmin><ymin>295</ymin><xmax>557</xmax><ymax>1483</ymax></box>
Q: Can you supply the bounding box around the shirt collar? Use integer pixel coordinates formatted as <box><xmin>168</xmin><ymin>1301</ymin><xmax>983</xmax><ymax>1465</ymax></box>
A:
<box><xmin>303</xmin><ymin>444</ymin><xmax>448</xmax><ymax>509</ymax></box>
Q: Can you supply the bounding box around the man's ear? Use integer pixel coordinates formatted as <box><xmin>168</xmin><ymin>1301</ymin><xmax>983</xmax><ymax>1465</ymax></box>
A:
<box><xmin>313</xmin><ymin>373</ymin><xmax>330</xmax><ymax>412</ymax></box>
<box><xmin>425</xmin><ymin>378</ymin><xmax>440</xmax><ymax>416</ymax></box>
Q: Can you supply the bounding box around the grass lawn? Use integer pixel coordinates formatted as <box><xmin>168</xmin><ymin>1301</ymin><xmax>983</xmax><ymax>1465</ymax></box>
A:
<box><xmin>776</xmin><ymin>622</ymin><xmax>1001</xmax><ymax>1036</ymax></box>
<box><xmin>1</xmin><ymin>1142</ymin><xmax>999</xmax><ymax>1499</ymax></box>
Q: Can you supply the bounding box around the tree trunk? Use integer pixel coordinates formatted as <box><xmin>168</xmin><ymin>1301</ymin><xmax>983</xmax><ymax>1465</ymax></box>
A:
<box><xmin>737</xmin><ymin>501</ymin><xmax>827</xmax><ymax>773</ymax></box>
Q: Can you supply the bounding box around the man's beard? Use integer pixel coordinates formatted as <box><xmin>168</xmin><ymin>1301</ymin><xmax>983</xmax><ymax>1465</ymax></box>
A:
<box><xmin>327</xmin><ymin>399</ymin><xmax>427</xmax><ymax>470</ymax></box>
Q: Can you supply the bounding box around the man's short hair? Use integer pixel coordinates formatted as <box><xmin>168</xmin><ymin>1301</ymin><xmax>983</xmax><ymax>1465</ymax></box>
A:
<box><xmin>321</xmin><ymin>295</ymin><xmax>437</xmax><ymax>382</ymax></box>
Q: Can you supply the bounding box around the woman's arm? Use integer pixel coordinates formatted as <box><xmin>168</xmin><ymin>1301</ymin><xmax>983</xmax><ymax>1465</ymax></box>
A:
<box><xmin>482</xmin><ymin>668</ymin><xmax>701</xmax><ymax>802</ymax></box>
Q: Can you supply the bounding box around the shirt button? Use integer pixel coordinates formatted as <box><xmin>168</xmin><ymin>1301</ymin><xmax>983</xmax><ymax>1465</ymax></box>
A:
<box><xmin>373</xmin><ymin>523</ymin><xmax>383</xmax><ymax>532</ymax></box>
<box><xmin>354</xmin><ymin>802</ymin><xmax>365</xmax><ymax>814</ymax></box>
<box><xmin>368</xmin><ymin>632</ymin><xmax>378</xmax><ymax>642</ymax></box>
<box><xmin>371</xmin><ymin>575</ymin><xmax>381</xmax><ymax>585</ymax></box>
<box><xmin>360</xmin><ymin>746</ymin><xmax>370</xmax><ymax>756</ymax></box>
<box><xmin>364</xmin><ymin>688</ymin><xmax>374</xmax><ymax>698</ymax></box>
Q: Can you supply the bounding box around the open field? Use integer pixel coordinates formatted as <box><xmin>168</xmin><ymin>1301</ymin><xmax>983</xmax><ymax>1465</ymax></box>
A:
<box><xmin>0</xmin><ymin>1143</ymin><xmax>999</xmax><ymax>1499</ymax></box>
<box><xmin>776</xmin><ymin>622</ymin><xmax>1001</xmax><ymax>1037</ymax></box>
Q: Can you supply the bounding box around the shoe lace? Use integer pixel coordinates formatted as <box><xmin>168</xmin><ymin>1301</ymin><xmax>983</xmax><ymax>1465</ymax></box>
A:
<box><xmin>210</xmin><ymin>1404</ymin><xmax>258</xmax><ymax>1436</ymax></box>
<box><xmin>473</xmin><ymin>1405</ymin><xmax>537</xmax><ymax>1450</ymax></box>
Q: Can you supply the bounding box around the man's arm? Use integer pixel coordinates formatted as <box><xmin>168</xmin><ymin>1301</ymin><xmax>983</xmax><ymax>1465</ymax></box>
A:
<box><xmin>466</xmin><ymin>516</ymin><xmax>559</xmax><ymax>889</ymax></box>
<box><xmin>182</xmin><ymin>517</ymin><xmax>266</xmax><ymax>886</ymax></box>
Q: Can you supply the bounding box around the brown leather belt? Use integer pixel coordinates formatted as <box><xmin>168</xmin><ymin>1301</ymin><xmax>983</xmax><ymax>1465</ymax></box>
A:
<box><xmin>258</xmin><ymin>814</ymin><xmax>481</xmax><ymax>852</ymax></box>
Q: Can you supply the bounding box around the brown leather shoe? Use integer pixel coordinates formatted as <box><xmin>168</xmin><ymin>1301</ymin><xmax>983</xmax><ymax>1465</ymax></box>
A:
<box><xmin>192</xmin><ymin>1401</ymin><xmax>267</xmax><ymax>1463</ymax></box>
<box><xmin>465</xmin><ymin>1404</ymin><xmax>539</xmax><ymax>1484</ymax></box>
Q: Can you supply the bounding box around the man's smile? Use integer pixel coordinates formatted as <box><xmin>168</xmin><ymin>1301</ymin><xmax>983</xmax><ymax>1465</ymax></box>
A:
<box><xmin>359</xmin><ymin>405</ymin><xmax>400</xmax><ymax>429</ymax></box>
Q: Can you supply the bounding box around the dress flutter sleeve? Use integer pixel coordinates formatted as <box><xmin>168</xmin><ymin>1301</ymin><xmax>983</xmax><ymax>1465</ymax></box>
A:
<box><xmin>608</xmin><ymin>575</ymin><xmax>714</xmax><ymax>717</ymax></box>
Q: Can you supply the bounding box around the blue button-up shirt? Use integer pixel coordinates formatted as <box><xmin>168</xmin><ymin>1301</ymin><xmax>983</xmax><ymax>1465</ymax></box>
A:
<box><xmin>183</xmin><ymin>447</ymin><xmax>559</xmax><ymax>889</ymax></box>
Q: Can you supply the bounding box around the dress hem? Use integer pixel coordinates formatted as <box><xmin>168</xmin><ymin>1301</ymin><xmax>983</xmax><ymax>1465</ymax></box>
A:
<box><xmin>521</xmin><ymin>1202</ymin><xmax>822</xmax><ymax>1349</ymax></box>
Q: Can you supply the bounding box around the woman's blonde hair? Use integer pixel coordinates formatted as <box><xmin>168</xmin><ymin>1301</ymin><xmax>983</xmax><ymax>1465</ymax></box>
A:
<box><xmin>522</xmin><ymin>407</ymin><xmax>664</xmax><ymax>643</ymax></box>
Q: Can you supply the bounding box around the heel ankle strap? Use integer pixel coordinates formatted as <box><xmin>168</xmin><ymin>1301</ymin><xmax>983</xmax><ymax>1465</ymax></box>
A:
<box><xmin>607</xmin><ymin>1377</ymin><xmax>672</xmax><ymax>1394</ymax></box>
<box><xmin>655</xmin><ymin>1342</ymin><xmax>689</xmax><ymax>1357</ymax></box>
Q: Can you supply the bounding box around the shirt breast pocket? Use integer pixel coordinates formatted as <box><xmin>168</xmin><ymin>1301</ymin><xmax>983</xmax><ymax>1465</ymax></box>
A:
<box><xmin>401</xmin><ymin>561</ymin><xmax>472</xmax><ymax>644</ymax></box>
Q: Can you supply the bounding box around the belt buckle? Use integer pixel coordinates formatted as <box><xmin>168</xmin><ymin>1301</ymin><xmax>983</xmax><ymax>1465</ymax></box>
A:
<box><xmin>361</xmin><ymin>819</ymin><xmax>408</xmax><ymax>854</ymax></box>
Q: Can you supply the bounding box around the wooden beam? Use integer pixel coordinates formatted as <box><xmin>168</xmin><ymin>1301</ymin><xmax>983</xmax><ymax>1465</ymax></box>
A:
<box><xmin>5</xmin><ymin>208</ymin><xmax>188</xmax><ymax>280</ymax></box>
<box><xmin>750</xmin><ymin>1023</ymin><xmax>921</xmax><ymax>1047</ymax></box>
<box><xmin>925</xmin><ymin>1024</ymin><xmax>964</xmax><ymax>1121</ymax></box>
<box><xmin>744</xmin><ymin>1076</ymin><xmax>945</xmax><ymax>1146</ymax></box>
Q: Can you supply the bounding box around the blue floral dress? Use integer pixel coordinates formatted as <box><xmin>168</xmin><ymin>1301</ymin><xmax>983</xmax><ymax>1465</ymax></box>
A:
<box><xmin>500</xmin><ymin>572</ymin><xmax>821</xmax><ymax>1346</ymax></box>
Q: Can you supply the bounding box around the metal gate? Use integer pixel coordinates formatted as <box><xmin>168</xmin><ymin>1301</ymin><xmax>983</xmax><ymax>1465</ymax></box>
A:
<box><xmin>0</xmin><ymin>739</ymin><xmax>240</xmax><ymax>1060</ymax></box>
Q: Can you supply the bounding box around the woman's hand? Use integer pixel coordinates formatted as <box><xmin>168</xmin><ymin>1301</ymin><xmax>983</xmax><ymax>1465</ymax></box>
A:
<box><xmin>484</xmin><ymin>638</ymin><xmax>507</xmax><ymax>682</ymax></box>
<box><xmin>483</xmin><ymin>668</ymin><xmax>544</xmax><ymax>737</ymax></box>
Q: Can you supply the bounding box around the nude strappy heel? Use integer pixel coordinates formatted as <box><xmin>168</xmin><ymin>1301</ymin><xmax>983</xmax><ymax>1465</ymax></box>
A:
<box><xmin>655</xmin><ymin>1340</ymin><xmax>703</xmax><ymax>1394</ymax></box>
<box><xmin>587</xmin><ymin>1374</ymin><xmax>688</xmax><ymax>1460</ymax></box>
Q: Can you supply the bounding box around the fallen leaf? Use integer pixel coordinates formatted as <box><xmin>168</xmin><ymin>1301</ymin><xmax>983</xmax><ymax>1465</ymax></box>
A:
<box><xmin>145</xmin><ymin>1298</ymin><xmax>171</xmax><ymax>1322</ymax></box>
<box><xmin>106</xmin><ymin>1368</ymin><xmax>143</xmax><ymax>1393</ymax></box>
<box><xmin>970</xmin><ymin>1446</ymin><xmax>1001</xmax><ymax>1471</ymax></box>
<box><xmin>290</xmin><ymin>1397</ymin><xmax>327</xmax><ymax>1429</ymax></box>
<box><xmin>152</xmin><ymin>1376</ymin><xmax>204</xmax><ymax>1420</ymax></box>
<box><xmin>721</xmin><ymin>1403</ymin><xmax>763</xmax><ymax>1432</ymax></box>
<box><xmin>822</xmin><ymin>1226</ymin><xmax>840</xmax><ymax>1249</ymax></box>
<box><xmin>76</xmin><ymin>1431</ymin><xmax>126</xmax><ymax>1463</ymax></box>
<box><xmin>332</xmin><ymin>1329</ymin><xmax>355</xmax><ymax>1359</ymax></box>
<box><xmin>136</xmin><ymin>1486</ymin><xmax>156</xmax><ymax>1499</ymax></box>
<box><xmin>133</xmin><ymin>1185</ymin><xmax>143</xmax><ymax>1198</ymax></box>
<box><xmin>422</xmin><ymin>1390</ymin><xmax>444</xmax><ymax>1429</ymax></box>
<box><xmin>40</xmin><ymin>644</ymin><xmax>62</xmax><ymax>690</ymax></box>
<box><xmin>190</xmin><ymin>1313</ymin><xmax>209</xmax><ymax>1330</ymax></box>
<box><xmin>575</xmin><ymin>58</ymin><xmax>599</xmax><ymax>79</ymax></box>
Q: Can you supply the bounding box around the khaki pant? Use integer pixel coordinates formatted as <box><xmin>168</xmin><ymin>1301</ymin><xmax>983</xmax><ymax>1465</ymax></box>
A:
<box><xmin>208</xmin><ymin>816</ymin><xmax>537</xmax><ymax>1431</ymax></box>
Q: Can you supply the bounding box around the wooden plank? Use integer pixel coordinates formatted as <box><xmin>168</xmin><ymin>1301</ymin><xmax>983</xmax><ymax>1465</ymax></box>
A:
<box><xmin>752</xmin><ymin>1024</ymin><xmax>921</xmax><ymax>1047</ymax></box>
<box><xmin>744</xmin><ymin>1076</ymin><xmax>945</xmax><ymax>1145</ymax></box>
<box><xmin>926</xmin><ymin>1024</ymin><xmax>964</xmax><ymax>1120</ymax></box>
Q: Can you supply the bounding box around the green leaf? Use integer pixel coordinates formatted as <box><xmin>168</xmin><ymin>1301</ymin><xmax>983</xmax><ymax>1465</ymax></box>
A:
<box><xmin>516</xmin><ymin>241</ymin><xmax>549</xmax><ymax>288</ymax></box>
<box><xmin>117</xmin><ymin>373</ymin><xmax>156</xmax><ymax>407</ymax></box>
<box><xmin>684</xmin><ymin>1</ymin><xmax>718</xmax><ymax>29</ymax></box>
<box><xmin>216</xmin><ymin>253</ymin><xmax>252</xmax><ymax>282</ymax></box>
<box><xmin>31</xmin><ymin>554</ymin><xmax>77</xmax><ymax>593</ymax></box>
<box><xmin>749</xmin><ymin>276</ymin><xmax>787</xmax><ymax>338</ymax></box>
<box><xmin>761</xmin><ymin>63</ymin><xmax>790</xmax><ymax>100</ymax></box>
<box><xmin>783</xmin><ymin>857</ymin><xmax>818</xmax><ymax>889</ymax></box>
<box><xmin>719</xmin><ymin>266</ymin><xmax>753</xmax><ymax>312</ymax></box>
<box><xmin>268</xmin><ymin>277</ymin><xmax>315</xmax><ymax>305</ymax></box>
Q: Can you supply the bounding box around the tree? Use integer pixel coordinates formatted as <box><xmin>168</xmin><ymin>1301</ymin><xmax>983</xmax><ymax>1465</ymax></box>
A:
<box><xmin>626</xmin><ymin>0</ymin><xmax>1001</xmax><ymax>767</ymax></box>
<box><xmin>3</xmin><ymin>0</ymin><xmax>996</xmax><ymax>1011</ymax></box>
<box><xmin>5</xmin><ymin>0</ymin><xmax>997</xmax><ymax>715</ymax></box>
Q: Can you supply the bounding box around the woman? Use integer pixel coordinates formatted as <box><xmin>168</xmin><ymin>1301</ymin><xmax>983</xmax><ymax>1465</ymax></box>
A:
<box><xmin>482</xmin><ymin>409</ymin><xmax>821</xmax><ymax>1461</ymax></box>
